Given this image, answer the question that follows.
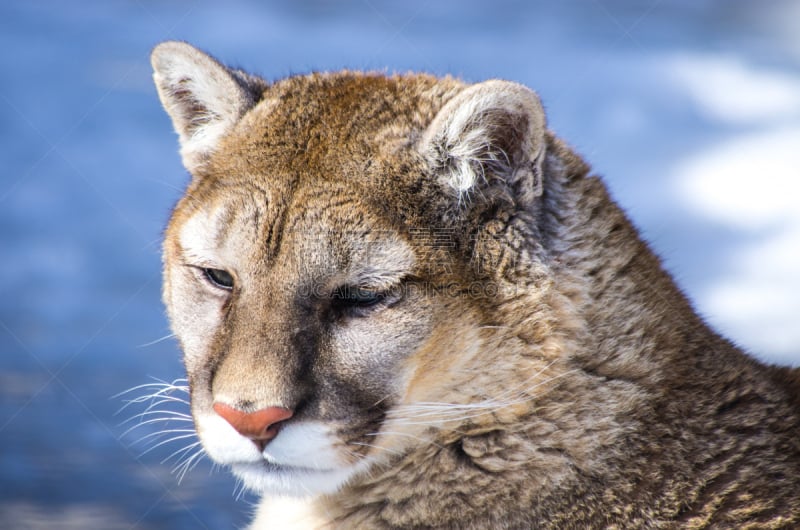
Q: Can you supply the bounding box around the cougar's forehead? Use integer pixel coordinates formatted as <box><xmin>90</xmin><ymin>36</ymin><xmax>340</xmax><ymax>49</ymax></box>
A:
<box><xmin>282</xmin><ymin>186</ymin><xmax>416</xmax><ymax>286</ymax></box>
<box><xmin>174</xmin><ymin>182</ymin><xmax>416</xmax><ymax>284</ymax></box>
<box><xmin>204</xmin><ymin>72</ymin><xmax>460</xmax><ymax>189</ymax></box>
<box><xmin>175</xmin><ymin>187</ymin><xmax>268</xmax><ymax>268</ymax></box>
<box><xmin>169</xmin><ymin>73</ymin><xmax>445</xmax><ymax>277</ymax></box>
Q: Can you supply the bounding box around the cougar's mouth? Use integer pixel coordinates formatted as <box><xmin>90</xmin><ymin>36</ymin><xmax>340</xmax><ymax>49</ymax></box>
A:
<box><xmin>197</xmin><ymin>413</ymin><xmax>367</xmax><ymax>495</ymax></box>
<box><xmin>230</xmin><ymin>458</ymin><xmax>363</xmax><ymax>497</ymax></box>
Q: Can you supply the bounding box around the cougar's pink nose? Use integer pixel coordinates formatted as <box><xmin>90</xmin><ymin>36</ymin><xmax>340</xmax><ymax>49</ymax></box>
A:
<box><xmin>213</xmin><ymin>402</ymin><xmax>293</xmax><ymax>450</ymax></box>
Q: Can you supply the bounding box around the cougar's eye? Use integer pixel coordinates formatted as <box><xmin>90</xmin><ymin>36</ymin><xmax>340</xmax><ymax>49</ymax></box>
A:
<box><xmin>331</xmin><ymin>286</ymin><xmax>385</xmax><ymax>311</ymax></box>
<box><xmin>203</xmin><ymin>268</ymin><xmax>234</xmax><ymax>290</ymax></box>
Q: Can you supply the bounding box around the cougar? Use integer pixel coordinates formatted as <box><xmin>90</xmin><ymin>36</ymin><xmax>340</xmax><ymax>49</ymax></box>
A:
<box><xmin>149</xmin><ymin>40</ymin><xmax>800</xmax><ymax>528</ymax></box>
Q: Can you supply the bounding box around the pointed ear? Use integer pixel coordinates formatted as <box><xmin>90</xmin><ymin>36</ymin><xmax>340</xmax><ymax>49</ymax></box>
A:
<box><xmin>421</xmin><ymin>80</ymin><xmax>547</xmax><ymax>207</ymax></box>
<box><xmin>151</xmin><ymin>41</ymin><xmax>263</xmax><ymax>171</ymax></box>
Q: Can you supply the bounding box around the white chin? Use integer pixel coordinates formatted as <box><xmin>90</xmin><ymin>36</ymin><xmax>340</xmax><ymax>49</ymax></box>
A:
<box><xmin>231</xmin><ymin>461</ymin><xmax>359</xmax><ymax>497</ymax></box>
<box><xmin>197</xmin><ymin>416</ymin><xmax>367</xmax><ymax>496</ymax></box>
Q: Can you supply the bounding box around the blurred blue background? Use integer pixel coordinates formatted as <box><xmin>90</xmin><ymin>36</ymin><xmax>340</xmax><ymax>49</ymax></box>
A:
<box><xmin>1</xmin><ymin>1</ymin><xmax>798</xmax><ymax>528</ymax></box>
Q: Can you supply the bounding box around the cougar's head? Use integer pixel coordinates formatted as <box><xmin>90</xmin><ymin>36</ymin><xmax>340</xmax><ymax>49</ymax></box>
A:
<box><xmin>152</xmin><ymin>41</ymin><xmax>548</xmax><ymax>496</ymax></box>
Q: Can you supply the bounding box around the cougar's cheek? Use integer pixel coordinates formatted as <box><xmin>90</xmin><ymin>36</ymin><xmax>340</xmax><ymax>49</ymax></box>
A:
<box><xmin>261</xmin><ymin>422</ymin><xmax>346</xmax><ymax>470</ymax></box>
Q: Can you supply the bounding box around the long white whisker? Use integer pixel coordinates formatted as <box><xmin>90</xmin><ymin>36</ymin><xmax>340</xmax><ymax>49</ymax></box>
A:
<box><xmin>163</xmin><ymin>440</ymin><xmax>203</xmax><ymax>465</ymax></box>
<box><xmin>121</xmin><ymin>409</ymin><xmax>193</xmax><ymax>424</ymax></box>
<box><xmin>390</xmin><ymin>368</ymin><xmax>578</xmax><ymax>427</ymax></box>
<box><xmin>172</xmin><ymin>445</ymin><xmax>202</xmax><ymax>472</ymax></box>
<box><xmin>175</xmin><ymin>449</ymin><xmax>206</xmax><ymax>483</ymax></box>
<box><xmin>139</xmin><ymin>433</ymin><xmax>198</xmax><ymax>456</ymax></box>
<box><xmin>113</xmin><ymin>378</ymin><xmax>188</xmax><ymax>400</ymax></box>
<box><xmin>116</xmin><ymin>375</ymin><xmax>210</xmax><ymax>484</ymax></box>
<box><xmin>119</xmin><ymin>394</ymin><xmax>190</xmax><ymax>410</ymax></box>
<box><xmin>350</xmin><ymin>441</ymin><xmax>405</xmax><ymax>458</ymax></box>
<box><xmin>113</xmin><ymin>382</ymin><xmax>190</xmax><ymax>415</ymax></box>
<box><xmin>186</xmin><ymin>450</ymin><xmax>206</xmax><ymax>473</ymax></box>
<box><xmin>138</xmin><ymin>397</ymin><xmax>191</xmax><ymax>414</ymax></box>
<box><xmin>363</xmin><ymin>430</ymin><xmax>440</xmax><ymax>447</ymax></box>
<box><xmin>233</xmin><ymin>477</ymin><xmax>248</xmax><ymax>501</ymax></box>
<box><xmin>120</xmin><ymin>416</ymin><xmax>193</xmax><ymax>438</ymax></box>
<box><xmin>172</xmin><ymin>442</ymin><xmax>203</xmax><ymax>467</ymax></box>
<box><xmin>136</xmin><ymin>428</ymin><xmax>197</xmax><ymax>444</ymax></box>
<box><xmin>128</xmin><ymin>408</ymin><xmax>192</xmax><ymax>419</ymax></box>
<box><xmin>492</xmin><ymin>359</ymin><xmax>564</xmax><ymax>402</ymax></box>
<box><xmin>408</xmin><ymin>363</ymin><xmax>567</xmax><ymax>414</ymax></box>
<box><xmin>137</xmin><ymin>333</ymin><xmax>177</xmax><ymax>348</ymax></box>
<box><xmin>140</xmin><ymin>392</ymin><xmax>190</xmax><ymax>404</ymax></box>
<box><xmin>121</xmin><ymin>409</ymin><xmax>192</xmax><ymax>426</ymax></box>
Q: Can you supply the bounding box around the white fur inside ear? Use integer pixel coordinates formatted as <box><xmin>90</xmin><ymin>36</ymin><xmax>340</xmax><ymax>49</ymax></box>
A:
<box><xmin>151</xmin><ymin>41</ymin><xmax>255</xmax><ymax>170</ymax></box>
<box><xmin>422</xmin><ymin>80</ymin><xmax>546</xmax><ymax>204</ymax></box>
<box><xmin>443</xmin><ymin>94</ymin><xmax>507</xmax><ymax>191</ymax></box>
<box><xmin>447</xmin><ymin>126</ymin><xmax>492</xmax><ymax>193</ymax></box>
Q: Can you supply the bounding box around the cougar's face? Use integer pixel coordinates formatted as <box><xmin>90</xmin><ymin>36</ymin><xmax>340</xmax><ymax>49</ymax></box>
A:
<box><xmin>153</xmin><ymin>43</ymin><xmax>546</xmax><ymax>497</ymax></box>
<box><xmin>163</xmin><ymin>174</ymin><xmax>449</xmax><ymax>496</ymax></box>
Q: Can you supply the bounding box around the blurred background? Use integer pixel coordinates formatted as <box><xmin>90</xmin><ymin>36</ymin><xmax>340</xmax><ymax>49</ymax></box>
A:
<box><xmin>1</xmin><ymin>0</ymin><xmax>798</xmax><ymax>528</ymax></box>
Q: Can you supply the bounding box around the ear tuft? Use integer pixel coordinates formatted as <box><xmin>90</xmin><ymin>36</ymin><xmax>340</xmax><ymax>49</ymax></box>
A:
<box><xmin>421</xmin><ymin>80</ymin><xmax>546</xmax><ymax>206</ymax></box>
<box><xmin>151</xmin><ymin>41</ymin><xmax>262</xmax><ymax>172</ymax></box>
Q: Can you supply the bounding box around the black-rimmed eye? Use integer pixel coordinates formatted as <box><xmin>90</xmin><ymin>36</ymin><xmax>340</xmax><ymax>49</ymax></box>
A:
<box><xmin>331</xmin><ymin>286</ymin><xmax>385</xmax><ymax>310</ymax></box>
<box><xmin>203</xmin><ymin>268</ymin><xmax>234</xmax><ymax>290</ymax></box>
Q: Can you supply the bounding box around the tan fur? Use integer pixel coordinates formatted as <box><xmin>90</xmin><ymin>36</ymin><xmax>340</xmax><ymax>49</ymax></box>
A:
<box><xmin>152</xmin><ymin>41</ymin><xmax>800</xmax><ymax>528</ymax></box>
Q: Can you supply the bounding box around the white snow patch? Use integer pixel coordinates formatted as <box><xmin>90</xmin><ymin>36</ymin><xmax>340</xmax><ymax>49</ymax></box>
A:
<box><xmin>667</xmin><ymin>55</ymin><xmax>800</xmax><ymax>125</ymax></box>
<box><xmin>702</xmin><ymin>223</ymin><xmax>800</xmax><ymax>363</ymax></box>
<box><xmin>676</xmin><ymin>128</ymin><xmax>800</xmax><ymax>231</ymax></box>
<box><xmin>670</xmin><ymin>55</ymin><xmax>800</xmax><ymax>364</ymax></box>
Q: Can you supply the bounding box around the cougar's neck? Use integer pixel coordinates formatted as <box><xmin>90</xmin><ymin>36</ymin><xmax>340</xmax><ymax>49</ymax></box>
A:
<box><xmin>540</xmin><ymin>135</ymin><xmax>724</xmax><ymax>386</ymax></box>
